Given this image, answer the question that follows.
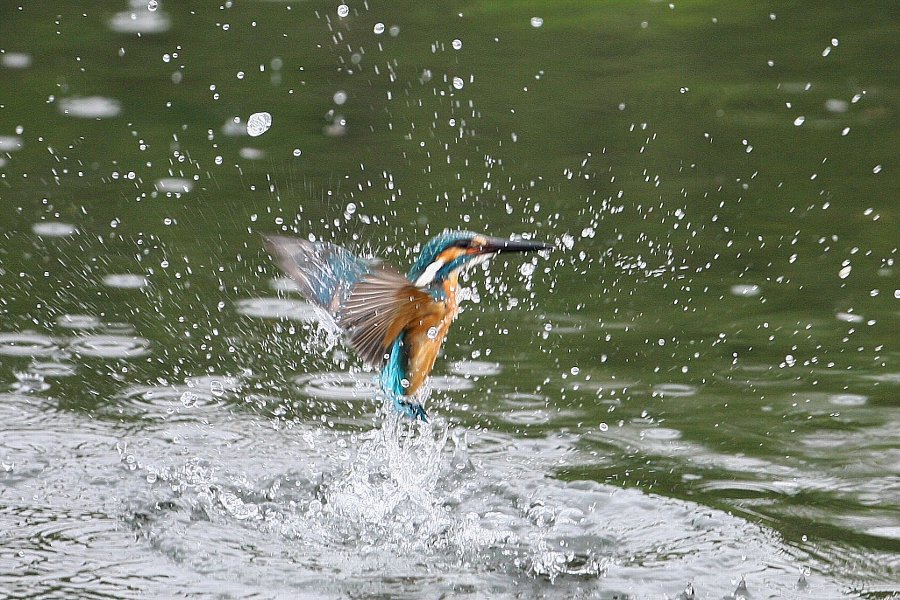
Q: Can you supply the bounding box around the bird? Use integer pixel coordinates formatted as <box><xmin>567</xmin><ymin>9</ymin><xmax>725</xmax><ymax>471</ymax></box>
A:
<box><xmin>264</xmin><ymin>230</ymin><xmax>552</xmax><ymax>422</ymax></box>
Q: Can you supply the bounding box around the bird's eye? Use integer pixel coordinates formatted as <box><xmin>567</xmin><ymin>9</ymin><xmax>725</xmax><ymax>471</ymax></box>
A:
<box><xmin>452</xmin><ymin>239</ymin><xmax>471</xmax><ymax>249</ymax></box>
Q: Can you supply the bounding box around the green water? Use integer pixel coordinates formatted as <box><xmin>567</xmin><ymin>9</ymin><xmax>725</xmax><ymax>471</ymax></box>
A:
<box><xmin>1</xmin><ymin>1</ymin><xmax>897</xmax><ymax>597</ymax></box>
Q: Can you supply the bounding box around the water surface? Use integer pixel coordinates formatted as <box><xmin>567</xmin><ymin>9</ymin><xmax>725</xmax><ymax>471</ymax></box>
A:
<box><xmin>0</xmin><ymin>1</ymin><xmax>897</xmax><ymax>598</ymax></box>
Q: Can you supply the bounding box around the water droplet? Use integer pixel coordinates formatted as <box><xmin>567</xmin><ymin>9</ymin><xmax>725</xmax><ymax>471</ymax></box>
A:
<box><xmin>400</xmin><ymin>378</ymin><xmax>411</xmax><ymax>389</ymax></box>
<box><xmin>337</xmin><ymin>4</ymin><xmax>349</xmax><ymax>18</ymax></box>
<box><xmin>373</xmin><ymin>22</ymin><xmax>385</xmax><ymax>35</ymax></box>
<box><xmin>293</xmin><ymin>148</ymin><xmax>302</xmax><ymax>157</ymax></box>
<box><xmin>872</xmin><ymin>164</ymin><xmax>882</xmax><ymax>174</ymax></box>
<box><xmin>427</xmin><ymin>326</ymin><xmax>439</xmax><ymax>340</ymax></box>
<box><xmin>451</xmin><ymin>39</ymin><xmax>462</xmax><ymax>50</ymax></box>
<box><xmin>147</xmin><ymin>0</ymin><xmax>158</xmax><ymax>11</ymax></box>
<box><xmin>838</xmin><ymin>265</ymin><xmax>851</xmax><ymax>279</ymax></box>
<box><xmin>793</xmin><ymin>116</ymin><xmax>805</xmax><ymax>126</ymax></box>
<box><xmin>333</xmin><ymin>90</ymin><xmax>348</xmax><ymax>105</ymax></box>
<box><xmin>530</xmin><ymin>16</ymin><xmax>544</xmax><ymax>28</ymax></box>
<box><xmin>246</xmin><ymin>111</ymin><xmax>272</xmax><ymax>137</ymax></box>
<box><xmin>598</xmin><ymin>422</ymin><xmax>609</xmax><ymax>432</ymax></box>
<box><xmin>180</xmin><ymin>391</ymin><xmax>199</xmax><ymax>407</ymax></box>
<box><xmin>452</xmin><ymin>76</ymin><xmax>464</xmax><ymax>90</ymax></box>
<box><xmin>210</xmin><ymin>380</ymin><xmax>225</xmax><ymax>397</ymax></box>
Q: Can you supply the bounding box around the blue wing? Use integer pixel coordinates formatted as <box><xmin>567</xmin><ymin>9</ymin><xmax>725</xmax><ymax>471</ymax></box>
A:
<box><xmin>264</xmin><ymin>235</ymin><xmax>373</xmax><ymax>315</ymax></box>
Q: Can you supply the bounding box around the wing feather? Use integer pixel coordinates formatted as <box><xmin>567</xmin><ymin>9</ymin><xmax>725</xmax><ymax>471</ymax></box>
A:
<box><xmin>265</xmin><ymin>235</ymin><xmax>441</xmax><ymax>371</ymax></box>
<box><xmin>264</xmin><ymin>235</ymin><xmax>372</xmax><ymax>314</ymax></box>
<box><xmin>338</xmin><ymin>266</ymin><xmax>437</xmax><ymax>367</ymax></box>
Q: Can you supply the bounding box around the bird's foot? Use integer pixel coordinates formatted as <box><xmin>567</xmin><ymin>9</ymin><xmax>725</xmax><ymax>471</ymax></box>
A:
<box><xmin>393</xmin><ymin>397</ymin><xmax>428</xmax><ymax>422</ymax></box>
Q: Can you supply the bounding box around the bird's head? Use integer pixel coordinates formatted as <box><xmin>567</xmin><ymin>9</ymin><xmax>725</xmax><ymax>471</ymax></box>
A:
<box><xmin>407</xmin><ymin>230</ymin><xmax>552</xmax><ymax>289</ymax></box>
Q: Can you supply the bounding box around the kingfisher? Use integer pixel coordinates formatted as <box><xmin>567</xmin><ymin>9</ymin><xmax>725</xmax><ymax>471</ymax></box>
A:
<box><xmin>265</xmin><ymin>230</ymin><xmax>552</xmax><ymax>421</ymax></box>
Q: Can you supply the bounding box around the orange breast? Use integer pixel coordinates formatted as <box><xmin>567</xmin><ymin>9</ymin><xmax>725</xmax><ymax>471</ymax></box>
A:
<box><xmin>403</xmin><ymin>275</ymin><xmax>460</xmax><ymax>396</ymax></box>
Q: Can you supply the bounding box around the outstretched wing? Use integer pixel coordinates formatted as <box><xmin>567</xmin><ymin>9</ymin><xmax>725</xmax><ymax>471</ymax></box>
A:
<box><xmin>338</xmin><ymin>266</ymin><xmax>437</xmax><ymax>368</ymax></box>
<box><xmin>264</xmin><ymin>235</ymin><xmax>373</xmax><ymax>314</ymax></box>
<box><xmin>265</xmin><ymin>235</ymin><xmax>439</xmax><ymax>370</ymax></box>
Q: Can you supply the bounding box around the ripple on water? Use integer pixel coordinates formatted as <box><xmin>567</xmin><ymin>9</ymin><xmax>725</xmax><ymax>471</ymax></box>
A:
<box><xmin>1</xmin><ymin>52</ymin><xmax>32</xmax><ymax>69</ymax></box>
<box><xmin>56</xmin><ymin>314</ymin><xmax>101</xmax><ymax>330</ymax></box>
<box><xmin>58</xmin><ymin>96</ymin><xmax>122</xmax><ymax>119</ymax></box>
<box><xmin>269</xmin><ymin>276</ymin><xmax>301</xmax><ymax>292</ymax></box>
<box><xmin>239</xmin><ymin>147</ymin><xmax>266</xmax><ymax>160</ymax></box>
<box><xmin>828</xmin><ymin>393</ymin><xmax>868</xmax><ymax>407</ymax></box>
<box><xmin>26</xmin><ymin>360</ymin><xmax>77</xmax><ymax>377</ymax></box>
<box><xmin>835</xmin><ymin>311</ymin><xmax>864</xmax><ymax>324</ymax></box>
<box><xmin>718</xmin><ymin>364</ymin><xmax>801</xmax><ymax>389</ymax></box>
<box><xmin>640</xmin><ymin>426</ymin><xmax>683</xmax><ymax>441</ymax></box>
<box><xmin>184</xmin><ymin>375</ymin><xmax>242</xmax><ymax>396</ymax></box>
<box><xmin>502</xmin><ymin>392</ymin><xmax>550</xmax><ymax>409</ymax></box>
<box><xmin>114</xmin><ymin>384</ymin><xmax>225</xmax><ymax>422</ymax></box>
<box><xmin>866</xmin><ymin>526</ymin><xmax>900</xmax><ymax>540</ymax></box>
<box><xmin>428</xmin><ymin>374</ymin><xmax>474</xmax><ymax>392</ymax></box>
<box><xmin>155</xmin><ymin>177</ymin><xmax>194</xmax><ymax>194</ymax></box>
<box><xmin>292</xmin><ymin>371</ymin><xmax>473</xmax><ymax>403</ymax></box>
<box><xmin>32</xmin><ymin>222</ymin><xmax>77</xmax><ymax>237</ymax></box>
<box><xmin>651</xmin><ymin>383</ymin><xmax>698</xmax><ymax>398</ymax></box>
<box><xmin>236</xmin><ymin>297</ymin><xmax>320</xmax><ymax>321</ymax></box>
<box><xmin>449</xmin><ymin>360</ymin><xmax>502</xmax><ymax>377</ymax></box>
<box><xmin>696</xmin><ymin>479</ymin><xmax>800</xmax><ymax>500</ymax></box>
<box><xmin>540</xmin><ymin>313</ymin><xmax>592</xmax><ymax>335</ymax></box>
<box><xmin>730</xmin><ymin>283</ymin><xmax>761</xmax><ymax>297</ymax></box>
<box><xmin>108</xmin><ymin>8</ymin><xmax>171</xmax><ymax>34</ymax></box>
<box><xmin>0</xmin><ymin>333</ymin><xmax>58</xmax><ymax>357</ymax></box>
<box><xmin>295</xmin><ymin>371</ymin><xmax>375</xmax><ymax>401</ymax></box>
<box><xmin>0</xmin><ymin>135</ymin><xmax>23</xmax><ymax>151</ymax></box>
<box><xmin>499</xmin><ymin>409</ymin><xmax>554</xmax><ymax>426</ymax></box>
<box><xmin>0</xmin><ymin>503</ymin><xmax>146</xmax><ymax>599</ymax></box>
<box><xmin>68</xmin><ymin>334</ymin><xmax>150</xmax><ymax>358</ymax></box>
<box><xmin>102</xmin><ymin>273</ymin><xmax>149</xmax><ymax>289</ymax></box>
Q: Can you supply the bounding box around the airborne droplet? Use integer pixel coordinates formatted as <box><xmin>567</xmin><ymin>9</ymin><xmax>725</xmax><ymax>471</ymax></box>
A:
<box><xmin>247</xmin><ymin>112</ymin><xmax>272</xmax><ymax>137</ymax></box>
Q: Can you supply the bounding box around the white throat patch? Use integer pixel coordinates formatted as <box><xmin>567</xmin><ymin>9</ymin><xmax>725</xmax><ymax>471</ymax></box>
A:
<box><xmin>414</xmin><ymin>260</ymin><xmax>445</xmax><ymax>287</ymax></box>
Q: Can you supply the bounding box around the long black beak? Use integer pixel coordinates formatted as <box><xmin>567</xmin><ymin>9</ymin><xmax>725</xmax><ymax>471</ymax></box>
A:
<box><xmin>482</xmin><ymin>236</ymin><xmax>553</xmax><ymax>254</ymax></box>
